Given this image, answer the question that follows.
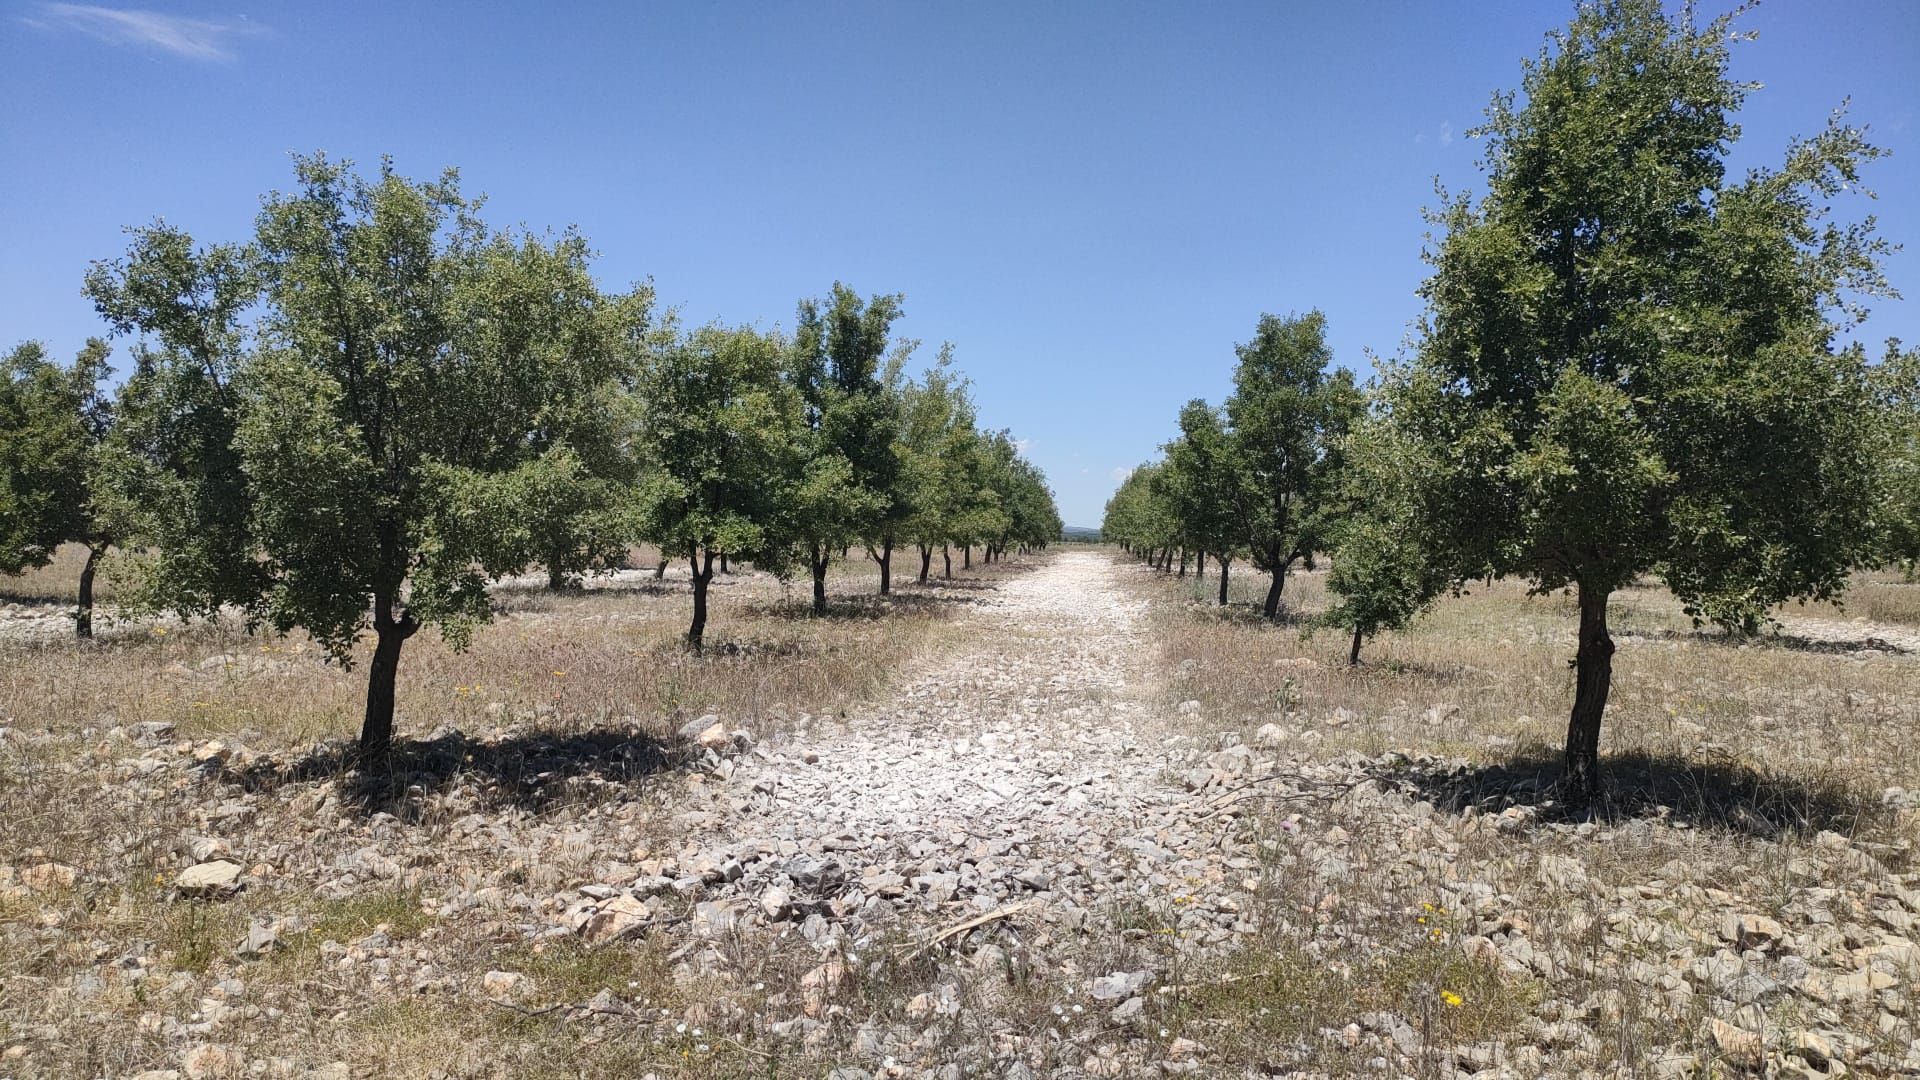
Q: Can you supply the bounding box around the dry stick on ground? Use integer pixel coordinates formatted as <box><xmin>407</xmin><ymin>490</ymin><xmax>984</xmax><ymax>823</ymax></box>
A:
<box><xmin>469</xmin><ymin>992</ymin><xmax>571</xmax><ymax>1019</ymax></box>
<box><xmin>900</xmin><ymin>901</ymin><xmax>1030</xmax><ymax>960</ymax></box>
<box><xmin>722</xmin><ymin>1037</ymin><xmax>777</xmax><ymax>1061</ymax></box>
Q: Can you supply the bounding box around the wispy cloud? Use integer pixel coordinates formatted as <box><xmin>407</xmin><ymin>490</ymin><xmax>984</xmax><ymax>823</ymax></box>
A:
<box><xmin>1013</xmin><ymin>437</ymin><xmax>1033</xmax><ymax>455</ymax></box>
<box><xmin>25</xmin><ymin>3</ymin><xmax>262</xmax><ymax>61</ymax></box>
<box><xmin>1111</xmin><ymin>466</ymin><xmax>1133</xmax><ymax>483</ymax></box>
<box><xmin>1414</xmin><ymin>121</ymin><xmax>1457</xmax><ymax>148</ymax></box>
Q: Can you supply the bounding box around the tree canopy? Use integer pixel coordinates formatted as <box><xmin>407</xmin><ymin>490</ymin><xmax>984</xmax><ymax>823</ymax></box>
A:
<box><xmin>1223</xmin><ymin>312</ymin><xmax>1364</xmax><ymax>618</ymax></box>
<box><xmin>632</xmin><ymin>323</ymin><xmax>800</xmax><ymax>650</ymax></box>
<box><xmin>1398</xmin><ymin>0</ymin><xmax>1893</xmax><ymax>794</ymax></box>
<box><xmin>88</xmin><ymin>155</ymin><xmax>643</xmax><ymax>756</ymax></box>
<box><xmin>784</xmin><ymin>284</ymin><xmax>904</xmax><ymax>614</ymax></box>
<box><xmin>0</xmin><ymin>338</ymin><xmax>114</xmax><ymax>635</ymax></box>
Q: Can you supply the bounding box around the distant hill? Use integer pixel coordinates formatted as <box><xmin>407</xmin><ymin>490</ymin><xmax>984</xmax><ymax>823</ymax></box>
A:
<box><xmin>1060</xmin><ymin>525</ymin><xmax>1102</xmax><ymax>542</ymax></box>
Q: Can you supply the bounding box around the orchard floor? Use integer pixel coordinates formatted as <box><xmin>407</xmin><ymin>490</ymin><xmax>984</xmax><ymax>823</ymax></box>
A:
<box><xmin>2</xmin><ymin>550</ymin><xmax>1918</xmax><ymax>1078</ymax></box>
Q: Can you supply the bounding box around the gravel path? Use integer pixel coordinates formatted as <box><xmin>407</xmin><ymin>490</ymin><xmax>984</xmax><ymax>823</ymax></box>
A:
<box><xmin>667</xmin><ymin>550</ymin><xmax>1264</xmax><ymax>947</ymax></box>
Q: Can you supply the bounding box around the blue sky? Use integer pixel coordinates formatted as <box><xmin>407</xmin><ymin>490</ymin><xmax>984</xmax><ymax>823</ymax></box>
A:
<box><xmin>4</xmin><ymin>1</ymin><xmax>1916</xmax><ymax>526</ymax></box>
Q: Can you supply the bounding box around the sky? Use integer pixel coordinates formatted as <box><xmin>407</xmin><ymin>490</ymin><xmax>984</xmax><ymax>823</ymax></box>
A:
<box><xmin>3</xmin><ymin>1</ymin><xmax>1916</xmax><ymax>527</ymax></box>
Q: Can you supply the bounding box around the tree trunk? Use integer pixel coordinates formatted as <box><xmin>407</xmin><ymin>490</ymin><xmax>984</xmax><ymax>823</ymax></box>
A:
<box><xmin>1197</xmin><ymin>550</ymin><xmax>1206</xmax><ymax>578</ymax></box>
<box><xmin>1262</xmin><ymin>566</ymin><xmax>1285</xmax><ymax>619</ymax></box>
<box><xmin>1565</xmin><ymin>582</ymin><xmax>1615</xmax><ymax>799</ymax></box>
<box><xmin>1178</xmin><ymin>549</ymin><xmax>1188</xmax><ymax>577</ymax></box>
<box><xmin>810</xmin><ymin>544</ymin><xmax>828</xmax><ymax>615</ymax></box>
<box><xmin>654</xmin><ymin>558</ymin><xmax>667</xmax><ymax>580</ymax></box>
<box><xmin>547</xmin><ymin>557</ymin><xmax>568</xmax><ymax>591</ymax></box>
<box><xmin>360</xmin><ymin>597</ymin><xmax>418</xmax><ymax>761</ymax></box>
<box><xmin>75</xmin><ymin>545</ymin><xmax>99</xmax><ymax>639</ymax></box>
<box><xmin>878</xmin><ymin>537</ymin><xmax>892</xmax><ymax>595</ymax></box>
<box><xmin>1349</xmin><ymin>624</ymin><xmax>1364</xmax><ymax>666</ymax></box>
<box><xmin>919</xmin><ymin>545</ymin><xmax>932</xmax><ymax>584</ymax></box>
<box><xmin>963</xmin><ymin>545</ymin><xmax>971</xmax><ymax>570</ymax></box>
<box><xmin>943</xmin><ymin>544</ymin><xmax>952</xmax><ymax>579</ymax></box>
<box><xmin>720</xmin><ymin>552</ymin><xmax>730</xmax><ymax>574</ymax></box>
<box><xmin>1218</xmin><ymin>559</ymin><xmax>1231</xmax><ymax>606</ymax></box>
<box><xmin>687</xmin><ymin>550</ymin><xmax>714</xmax><ymax>651</ymax></box>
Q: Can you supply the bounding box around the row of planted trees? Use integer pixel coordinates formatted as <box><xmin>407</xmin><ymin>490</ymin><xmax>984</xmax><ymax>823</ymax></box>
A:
<box><xmin>0</xmin><ymin>155</ymin><xmax>1060</xmax><ymax>757</ymax></box>
<box><xmin>1106</xmin><ymin>0</ymin><xmax>1920</xmax><ymax>798</ymax></box>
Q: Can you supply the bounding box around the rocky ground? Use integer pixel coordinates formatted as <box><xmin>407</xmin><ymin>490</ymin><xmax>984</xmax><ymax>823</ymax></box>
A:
<box><xmin>3</xmin><ymin>552</ymin><xmax>1919</xmax><ymax>1077</ymax></box>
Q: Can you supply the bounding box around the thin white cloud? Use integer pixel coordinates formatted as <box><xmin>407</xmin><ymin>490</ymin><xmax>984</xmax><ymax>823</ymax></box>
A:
<box><xmin>27</xmin><ymin>3</ymin><xmax>262</xmax><ymax>61</ymax></box>
<box><xmin>1013</xmin><ymin>438</ymin><xmax>1032</xmax><ymax>455</ymax></box>
<box><xmin>1111</xmin><ymin>466</ymin><xmax>1133</xmax><ymax>483</ymax></box>
<box><xmin>1439</xmin><ymin>121</ymin><xmax>1454</xmax><ymax>147</ymax></box>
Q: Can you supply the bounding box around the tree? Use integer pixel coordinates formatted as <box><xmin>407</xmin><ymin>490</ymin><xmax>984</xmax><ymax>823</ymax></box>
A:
<box><xmin>1101</xmin><ymin>463</ymin><xmax>1176</xmax><ymax>567</ymax></box>
<box><xmin>0</xmin><ymin>339</ymin><xmax>114</xmax><ymax>636</ymax></box>
<box><xmin>975</xmin><ymin>430</ymin><xmax>1058</xmax><ymax>561</ymax></box>
<box><xmin>993</xmin><ymin>450</ymin><xmax>1062</xmax><ymax>556</ymax></box>
<box><xmin>1402</xmin><ymin>0</ymin><xmax>1892</xmax><ymax>796</ymax></box>
<box><xmin>632</xmin><ymin>324</ymin><xmax>800</xmax><ymax>649</ymax></box>
<box><xmin>943</xmin><ymin>428</ymin><xmax>1008</xmax><ymax>574</ymax></box>
<box><xmin>1222</xmin><ymin>311</ymin><xmax>1363</xmax><ymax>618</ymax></box>
<box><xmin>1875</xmin><ymin>342</ymin><xmax>1920</xmax><ymax>576</ymax></box>
<box><xmin>784</xmin><ymin>284</ymin><xmax>902</xmax><ymax>614</ymax></box>
<box><xmin>867</xmin><ymin>337</ymin><xmax>922</xmax><ymax>593</ymax></box>
<box><xmin>86</xmin><ymin>226</ymin><xmax>265</xmax><ymax>625</ymax></box>
<box><xmin>897</xmin><ymin>347</ymin><xmax>980</xmax><ymax>583</ymax></box>
<box><xmin>1161</xmin><ymin>399</ymin><xmax>1242</xmax><ymax>605</ymax></box>
<box><xmin>1319</xmin><ymin>415</ymin><xmax>1444</xmax><ymax>664</ymax></box>
<box><xmin>503</xmin><ymin>270</ymin><xmax>652</xmax><ymax>592</ymax></box>
<box><xmin>90</xmin><ymin>155</ymin><xmax>635</xmax><ymax>759</ymax></box>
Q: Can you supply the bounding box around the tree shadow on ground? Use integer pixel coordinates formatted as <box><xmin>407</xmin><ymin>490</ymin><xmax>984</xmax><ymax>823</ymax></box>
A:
<box><xmin>228</xmin><ymin>724</ymin><xmax>686</xmax><ymax>817</ymax></box>
<box><xmin>0</xmin><ymin>588</ymin><xmax>71</xmax><ymax>609</ymax></box>
<box><xmin>1385</xmin><ymin>749</ymin><xmax>1892</xmax><ymax>843</ymax></box>
<box><xmin>489</xmin><ymin>579</ymin><xmax>685</xmax><ymax>607</ymax></box>
<box><xmin>743</xmin><ymin>591</ymin><xmax>987</xmax><ymax>621</ymax></box>
<box><xmin>906</xmin><ymin>575</ymin><xmax>1009</xmax><ymax>592</ymax></box>
<box><xmin>1613</xmin><ymin>623</ymin><xmax>1912</xmax><ymax>656</ymax></box>
<box><xmin>1189</xmin><ymin>601</ymin><xmax>1321</xmax><ymax>631</ymax></box>
<box><xmin>1327</xmin><ymin>656</ymin><xmax>1490</xmax><ymax>688</ymax></box>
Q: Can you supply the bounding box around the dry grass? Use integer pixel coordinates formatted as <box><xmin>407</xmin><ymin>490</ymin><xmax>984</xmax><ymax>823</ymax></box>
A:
<box><xmin>1793</xmin><ymin>568</ymin><xmax>1920</xmax><ymax>627</ymax></box>
<box><xmin>1149</xmin><ymin>562</ymin><xmax>1920</xmax><ymax>809</ymax></box>
<box><xmin>0</xmin><ymin>549</ymin><xmax>1027</xmax><ymax>1077</ymax></box>
<box><xmin>0</xmin><ymin>543</ymin><xmax>111</xmax><ymax>607</ymax></box>
<box><xmin>8</xmin><ymin>545</ymin><xmax>1914</xmax><ymax>1075</ymax></box>
<box><xmin>1120</xmin><ymin>552</ymin><xmax>1920</xmax><ymax>1073</ymax></box>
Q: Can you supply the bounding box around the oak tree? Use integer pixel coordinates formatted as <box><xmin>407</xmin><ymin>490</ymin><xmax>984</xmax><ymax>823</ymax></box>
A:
<box><xmin>632</xmin><ymin>323</ymin><xmax>800</xmax><ymax>649</ymax></box>
<box><xmin>92</xmin><ymin>155</ymin><xmax>635</xmax><ymax>758</ymax></box>
<box><xmin>0</xmin><ymin>339</ymin><xmax>114</xmax><ymax>635</ymax></box>
<box><xmin>1222</xmin><ymin>311</ymin><xmax>1363</xmax><ymax>618</ymax></box>
<box><xmin>1404</xmin><ymin>0</ymin><xmax>1892</xmax><ymax>794</ymax></box>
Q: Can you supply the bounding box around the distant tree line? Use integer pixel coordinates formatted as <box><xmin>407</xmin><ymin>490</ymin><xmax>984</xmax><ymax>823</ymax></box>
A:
<box><xmin>1105</xmin><ymin>0</ymin><xmax>1919</xmax><ymax>798</ymax></box>
<box><xmin>0</xmin><ymin>155</ymin><xmax>1059</xmax><ymax>758</ymax></box>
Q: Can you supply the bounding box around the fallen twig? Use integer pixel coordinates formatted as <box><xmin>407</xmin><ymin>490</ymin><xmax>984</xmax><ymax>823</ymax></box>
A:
<box><xmin>475</xmin><ymin>994</ymin><xmax>570</xmax><ymax>1019</ymax></box>
<box><xmin>900</xmin><ymin>901</ymin><xmax>1030</xmax><ymax>960</ymax></box>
